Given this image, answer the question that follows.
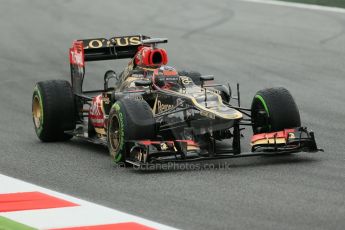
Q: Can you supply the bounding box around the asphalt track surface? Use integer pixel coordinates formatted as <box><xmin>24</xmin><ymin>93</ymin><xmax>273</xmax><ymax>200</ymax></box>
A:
<box><xmin>1</xmin><ymin>0</ymin><xmax>345</xmax><ymax>229</ymax></box>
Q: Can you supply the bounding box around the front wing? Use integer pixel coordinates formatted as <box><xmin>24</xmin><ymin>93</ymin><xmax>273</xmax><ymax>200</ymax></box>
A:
<box><xmin>124</xmin><ymin>127</ymin><xmax>322</xmax><ymax>166</ymax></box>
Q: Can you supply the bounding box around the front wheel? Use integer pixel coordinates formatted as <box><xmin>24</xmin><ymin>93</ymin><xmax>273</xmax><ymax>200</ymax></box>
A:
<box><xmin>107</xmin><ymin>98</ymin><xmax>155</xmax><ymax>164</ymax></box>
<box><xmin>251</xmin><ymin>87</ymin><xmax>301</xmax><ymax>134</ymax></box>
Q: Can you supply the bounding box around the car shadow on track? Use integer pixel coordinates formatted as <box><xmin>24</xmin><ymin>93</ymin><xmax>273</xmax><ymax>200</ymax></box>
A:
<box><xmin>128</xmin><ymin>154</ymin><xmax>320</xmax><ymax>174</ymax></box>
<box><xmin>58</xmin><ymin>139</ymin><xmax>321</xmax><ymax>174</ymax></box>
<box><xmin>63</xmin><ymin>139</ymin><xmax>109</xmax><ymax>156</ymax></box>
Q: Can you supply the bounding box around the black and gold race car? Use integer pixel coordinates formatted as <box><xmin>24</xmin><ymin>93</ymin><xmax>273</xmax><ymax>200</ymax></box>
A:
<box><xmin>32</xmin><ymin>35</ymin><xmax>322</xmax><ymax>167</ymax></box>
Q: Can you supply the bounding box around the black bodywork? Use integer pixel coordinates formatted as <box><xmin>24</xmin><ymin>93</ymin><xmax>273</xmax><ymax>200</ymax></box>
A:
<box><xmin>68</xmin><ymin>35</ymin><xmax>322</xmax><ymax>167</ymax></box>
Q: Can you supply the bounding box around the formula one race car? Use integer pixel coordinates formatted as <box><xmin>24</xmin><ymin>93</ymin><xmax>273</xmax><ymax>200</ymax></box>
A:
<box><xmin>32</xmin><ymin>35</ymin><xmax>322</xmax><ymax>167</ymax></box>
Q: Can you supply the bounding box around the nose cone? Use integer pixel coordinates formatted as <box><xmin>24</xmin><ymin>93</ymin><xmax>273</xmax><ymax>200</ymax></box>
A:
<box><xmin>191</xmin><ymin>92</ymin><xmax>243</xmax><ymax>120</ymax></box>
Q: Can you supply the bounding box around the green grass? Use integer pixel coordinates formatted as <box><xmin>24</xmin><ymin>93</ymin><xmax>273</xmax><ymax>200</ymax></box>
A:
<box><xmin>278</xmin><ymin>0</ymin><xmax>345</xmax><ymax>8</ymax></box>
<box><xmin>0</xmin><ymin>216</ymin><xmax>36</xmax><ymax>230</ymax></box>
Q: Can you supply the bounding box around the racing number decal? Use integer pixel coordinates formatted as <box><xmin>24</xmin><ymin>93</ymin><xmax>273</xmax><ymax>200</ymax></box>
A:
<box><xmin>180</xmin><ymin>76</ymin><xmax>193</xmax><ymax>85</ymax></box>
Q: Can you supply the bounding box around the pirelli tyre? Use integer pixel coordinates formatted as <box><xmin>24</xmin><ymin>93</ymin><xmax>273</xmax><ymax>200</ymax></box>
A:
<box><xmin>251</xmin><ymin>87</ymin><xmax>301</xmax><ymax>134</ymax></box>
<box><xmin>107</xmin><ymin>98</ymin><xmax>155</xmax><ymax>164</ymax></box>
<box><xmin>32</xmin><ymin>80</ymin><xmax>76</xmax><ymax>142</ymax></box>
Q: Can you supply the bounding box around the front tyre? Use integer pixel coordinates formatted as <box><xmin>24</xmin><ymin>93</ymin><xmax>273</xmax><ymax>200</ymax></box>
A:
<box><xmin>107</xmin><ymin>98</ymin><xmax>155</xmax><ymax>164</ymax></box>
<box><xmin>32</xmin><ymin>80</ymin><xmax>76</xmax><ymax>142</ymax></box>
<box><xmin>251</xmin><ymin>87</ymin><xmax>301</xmax><ymax>134</ymax></box>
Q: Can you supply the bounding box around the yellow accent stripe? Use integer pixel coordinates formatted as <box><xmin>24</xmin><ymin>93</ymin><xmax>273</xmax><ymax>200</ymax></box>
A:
<box><xmin>163</xmin><ymin>88</ymin><xmax>242</xmax><ymax>120</ymax></box>
<box><xmin>152</xmin><ymin>95</ymin><xmax>158</xmax><ymax>115</ymax></box>
<box><xmin>190</xmin><ymin>97</ymin><xmax>242</xmax><ymax>120</ymax></box>
<box><xmin>95</xmin><ymin>127</ymin><xmax>106</xmax><ymax>135</ymax></box>
<box><xmin>251</xmin><ymin>138</ymin><xmax>286</xmax><ymax>146</ymax></box>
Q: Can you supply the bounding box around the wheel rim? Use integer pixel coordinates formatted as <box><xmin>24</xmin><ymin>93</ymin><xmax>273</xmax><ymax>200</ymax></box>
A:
<box><xmin>252</xmin><ymin>99</ymin><xmax>270</xmax><ymax>134</ymax></box>
<box><xmin>33</xmin><ymin>95</ymin><xmax>42</xmax><ymax>128</ymax></box>
<box><xmin>109</xmin><ymin>114</ymin><xmax>121</xmax><ymax>152</ymax></box>
<box><xmin>253</xmin><ymin>109</ymin><xmax>267</xmax><ymax>133</ymax></box>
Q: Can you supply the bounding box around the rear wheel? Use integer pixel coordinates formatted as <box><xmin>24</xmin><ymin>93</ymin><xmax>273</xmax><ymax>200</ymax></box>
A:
<box><xmin>251</xmin><ymin>87</ymin><xmax>301</xmax><ymax>134</ymax></box>
<box><xmin>32</xmin><ymin>80</ymin><xmax>76</xmax><ymax>141</ymax></box>
<box><xmin>107</xmin><ymin>98</ymin><xmax>155</xmax><ymax>164</ymax></box>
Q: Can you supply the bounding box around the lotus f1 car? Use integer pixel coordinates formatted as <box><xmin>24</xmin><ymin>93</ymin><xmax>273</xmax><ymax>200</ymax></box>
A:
<box><xmin>32</xmin><ymin>35</ymin><xmax>322</xmax><ymax>167</ymax></box>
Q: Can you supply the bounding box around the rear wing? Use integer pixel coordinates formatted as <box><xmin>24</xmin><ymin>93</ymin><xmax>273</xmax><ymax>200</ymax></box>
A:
<box><xmin>70</xmin><ymin>35</ymin><xmax>150</xmax><ymax>63</ymax></box>
<box><xmin>69</xmin><ymin>35</ymin><xmax>150</xmax><ymax>94</ymax></box>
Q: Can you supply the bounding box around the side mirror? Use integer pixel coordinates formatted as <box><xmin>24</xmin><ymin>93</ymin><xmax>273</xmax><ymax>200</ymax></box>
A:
<box><xmin>200</xmin><ymin>75</ymin><xmax>214</xmax><ymax>88</ymax></box>
<box><xmin>135</xmin><ymin>79</ymin><xmax>152</xmax><ymax>87</ymax></box>
<box><xmin>104</xmin><ymin>70</ymin><xmax>117</xmax><ymax>91</ymax></box>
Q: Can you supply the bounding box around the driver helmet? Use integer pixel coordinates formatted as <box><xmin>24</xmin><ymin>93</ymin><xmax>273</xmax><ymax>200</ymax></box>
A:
<box><xmin>154</xmin><ymin>66</ymin><xmax>180</xmax><ymax>90</ymax></box>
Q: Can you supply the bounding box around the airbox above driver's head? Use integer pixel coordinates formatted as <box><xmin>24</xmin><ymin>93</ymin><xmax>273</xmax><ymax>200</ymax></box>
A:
<box><xmin>134</xmin><ymin>46</ymin><xmax>168</xmax><ymax>67</ymax></box>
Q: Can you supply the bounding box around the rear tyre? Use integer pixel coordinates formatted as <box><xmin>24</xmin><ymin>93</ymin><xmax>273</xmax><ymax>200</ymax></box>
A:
<box><xmin>107</xmin><ymin>98</ymin><xmax>155</xmax><ymax>164</ymax></box>
<box><xmin>32</xmin><ymin>80</ymin><xmax>76</xmax><ymax>142</ymax></box>
<box><xmin>251</xmin><ymin>87</ymin><xmax>301</xmax><ymax>134</ymax></box>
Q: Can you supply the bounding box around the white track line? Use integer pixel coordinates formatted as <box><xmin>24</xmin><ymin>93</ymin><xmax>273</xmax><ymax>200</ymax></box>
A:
<box><xmin>239</xmin><ymin>0</ymin><xmax>345</xmax><ymax>13</ymax></box>
<box><xmin>0</xmin><ymin>174</ymin><xmax>178</xmax><ymax>230</ymax></box>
